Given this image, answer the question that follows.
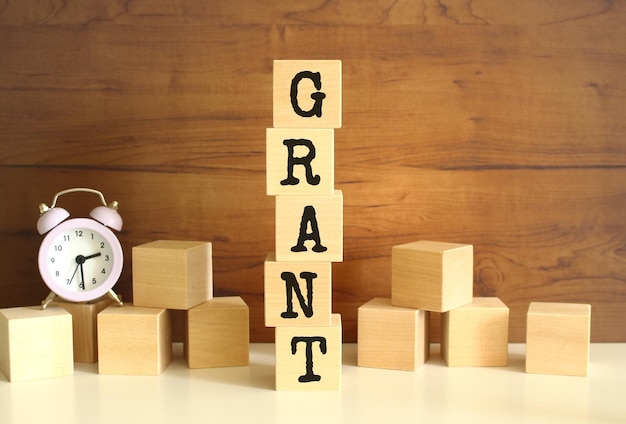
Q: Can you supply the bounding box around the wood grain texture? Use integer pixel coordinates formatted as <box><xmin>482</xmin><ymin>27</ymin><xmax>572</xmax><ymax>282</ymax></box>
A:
<box><xmin>132</xmin><ymin>240</ymin><xmax>213</xmax><ymax>310</ymax></box>
<box><xmin>51</xmin><ymin>296</ymin><xmax>116</xmax><ymax>363</ymax></box>
<box><xmin>1</xmin><ymin>0</ymin><xmax>625</xmax><ymax>342</ymax></box>
<box><xmin>275</xmin><ymin>313</ymin><xmax>342</xmax><ymax>391</ymax></box>
<box><xmin>391</xmin><ymin>240</ymin><xmax>473</xmax><ymax>312</ymax></box>
<box><xmin>185</xmin><ymin>296</ymin><xmax>249</xmax><ymax>369</ymax></box>
<box><xmin>526</xmin><ymin>302</ymin><xmax>591</xmax><ymax>376</ymax></box>
<box><xmin>441</xmin><ymin>297</ymin><xmax>509</xmax><ymax>367</ymax></box>
<box><xmin>0</xmin><ymin>306</ymin><xmax>73</xmax><ymax>382</ymax></box>
<box><xmin>275</xmin><ymin>190</ymin><xmax>343</xmax><ymax>262</ymax></box>
<box><xmin>264</xmin><ymin>253</ymin><xmax>332</xmax><ymax>327</ymax></box>
<box><xmin>266</xmin><ymin>128</ymin><xmax>335</xmax><ymax>196</ymax></box>
<box><xmin>97</xmin><ymin>304</ymin><xmax>172</xmax><ymax>375</ymax></box>
<box><xmin>358</xmin><ymin>297</ymin><xmax>429</xmax><ymax>371</ymax></box>
<box><xmin>273</xmin><ymin>59</ymin><xmax>342</xmax><ymax>128</ymax></box>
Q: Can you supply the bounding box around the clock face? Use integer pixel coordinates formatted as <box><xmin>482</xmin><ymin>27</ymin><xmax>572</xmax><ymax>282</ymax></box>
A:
<box><xmin>38</xmin><ymin>218</ymin><xmax>123</xmax><ymax>302</ymax></box>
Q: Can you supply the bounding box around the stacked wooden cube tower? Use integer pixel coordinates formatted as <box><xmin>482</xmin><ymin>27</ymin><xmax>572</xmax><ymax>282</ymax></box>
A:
<box><xmin>266</xmin><ymin>60</ymin><xmax>343</xmax><ymax>390</ymax></box>
<box><xmin>0</xmin><ymin>59</ymin><xmax>592</xmax><ymax>382</ymax></box>
<box><xmin>358</xmin><ymin>240</ymin><xmax>510</xmax><ymax>369</ymax></box>
<box><xmin>97</xmin><ymin>239</ymin><xmax>249</xmax><ymax>375</ymax></box>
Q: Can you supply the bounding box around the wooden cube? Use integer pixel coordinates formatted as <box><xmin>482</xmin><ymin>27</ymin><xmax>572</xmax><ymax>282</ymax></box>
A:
<box><xmin>273</xmin><ymin>60</ymin><xmax>342</xmax><ymax>129</ymax></box>
<box><xmin>275</xmin><ymin>314</ymin><xmax>342</xmax><ymax>391</ymax></box>
<box><xmin>185</xmin><ymin>296</ymin><xmax>249</xmax><ymax>368</ymax></box>
<box><xmin>51</xmin><ymin>296</ymin><xmax>116</xmax><ymax>363</ymax></box>
<box><xmin>97</xmin><ymin>304</ymin><xmax>172</xmax><ymax>375</ymax></box>
<box><xmin>0</xmin><ymin>306</ymin><xmax>73</xmax><ymax>382</ymax></box>
<box><xmin>357</xmin><ymin>298</ymin><xmax>429</xmax><ymax>371</ymax></box>
<box><xmin>133</xmin><ymin>240</ymin><xmax>212</xmax><ymax>310</ymax></box>
<box><xmin>441</xmin><ymin>297</ymin><xmax>509</xmax><ymax>367</ymax></box>
<box><xmin>526</xmin><ymin>302</ymin><xmax>591</xmax><ymax>376</ymax></box>
<box><xmin>266</xmin><ymin>128</ymin><xmax>334</xmax><ymax>196</ymax></box>
<box><xmin>264</xmin><ymin>253</ymin><xmax>332</xmax><ymax>327</ymax></box>
<box><xmin>391</xmin><ymin>241</ymin><xmax>473</xmax><ymax>312</ymax></box>
<box><xmin>275</xmin><ymin>190</ymin><xmax>343</xmax><ymax>262</ymax></box>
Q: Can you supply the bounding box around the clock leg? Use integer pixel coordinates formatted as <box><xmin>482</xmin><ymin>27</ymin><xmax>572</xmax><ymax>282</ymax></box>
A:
<box><xmin>107</xmin><ymin>289</ymin><xmax>124</xmax><ymax>307</ymax></box>
<box><xmin>41</xmin><ymin>291</ymin><xmax>57</xmax><ymax>310</ymax></box>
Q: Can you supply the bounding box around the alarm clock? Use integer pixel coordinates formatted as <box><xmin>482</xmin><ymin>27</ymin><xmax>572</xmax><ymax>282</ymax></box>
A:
<box><xmin>37</xmin><ymin>188</ymin><xmax>124</xmax><ymax>309</ymax></box>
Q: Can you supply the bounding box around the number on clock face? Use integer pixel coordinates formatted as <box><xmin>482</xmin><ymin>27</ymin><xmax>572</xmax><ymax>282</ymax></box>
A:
<box><xmin>44</xmin><ymin>227</ymin><xmax>116</xmax><ymax>292</ymax></box>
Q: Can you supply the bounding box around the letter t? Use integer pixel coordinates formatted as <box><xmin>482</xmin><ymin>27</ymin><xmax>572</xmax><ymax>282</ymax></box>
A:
<box><xmin>291</xmin><ymin>336</ymin><xmax>327</xmax><ymax>383</ymax></box>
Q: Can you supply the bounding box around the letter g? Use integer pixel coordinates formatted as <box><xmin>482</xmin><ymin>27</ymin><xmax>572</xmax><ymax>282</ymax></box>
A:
<box><xmin>290</xmin><ymin>71</ymin><xmax>326</xmax><ymax>118</ymax></box>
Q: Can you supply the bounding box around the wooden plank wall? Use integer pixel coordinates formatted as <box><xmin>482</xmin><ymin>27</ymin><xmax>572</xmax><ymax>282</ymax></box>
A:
<box><xmin>1</xmin><ymin>1</ymin><xmax>625</xmax><ymax>343</ymax></box>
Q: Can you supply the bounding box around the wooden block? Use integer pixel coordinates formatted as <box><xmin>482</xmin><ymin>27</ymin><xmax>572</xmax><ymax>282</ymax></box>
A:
<box><xmin>132</xmin><ymin>240</ymin><xmax>212</xmax><ymax>310</ymax></box>
<box><xmin>275</xmin><ymin>190</ymin><xmax>343</xmax><ymax>262</ymax></box>
<box><xmin>526</xmin><ymin>302</ymin><xmax>591</xmax><ymax>376</ymax></box>
<box><xmin>273</xmin><ymin>60</ymin><xmax>342</xmax><ymax>129</ymax></box>
<box><xmin>51</xmin><ymin>296</ymin><xmax>116</xmax><ymax>363</ymax></box>
<box><xmin>357</xmin><ymin>298</ymin><xmax>429</xmax><ymax>371</ymax></box>
<box><xmin>264</xmin><ymin>253</ymin><xmax>331</xmax><ymax>327</ymax></box>
<box><xmin>275</xmin><ymin>314</ymin><xmax>342</xmax><ymax>391</ymax></box>
<box><xmin>185</xmin><ymin>296</ymin><xmax>249</xmax><ymax>368</ymax></box>
<box><xmin>266</xmin><ymin>128</ymin><xmax>334</xmax><ymax>196</ymax></box>
<box><xmin>97</xmin><ymin>304</ymin><xmax>172</xmax><ymax>375</ymax></box>
<box><xmin>441</xmin><ymin>297</ymin><xmax>509</xmax><ymax>367</ymax></box>
<box><xmin>391</xmin><ymin>241</ymin><xmax>473</xmax><ymax>312</ymax></box>
<box><xmin>0</xmin><ymin>306</ymin><xmax>73</xmax><ymax>382</ymax></box>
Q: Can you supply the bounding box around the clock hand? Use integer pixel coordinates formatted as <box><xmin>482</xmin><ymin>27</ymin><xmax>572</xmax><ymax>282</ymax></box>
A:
<box><xmin>75</xmin><ymin>253</ymin><xmax>101</xmax><ymax>290</ymax></box>
<box><xmin>79</xmin><ymin>262</ymin><xmax>85</xmax><ymax>290</ymax></box>
<box><xmin>68</xmin><ymin>263</ymin><xmax>80</xmax><ymax>285</ymax></box>
<box><xmin>73</xmin><ymin>255</ymin><xmax>88</xmax><ymax>290</ymax></box>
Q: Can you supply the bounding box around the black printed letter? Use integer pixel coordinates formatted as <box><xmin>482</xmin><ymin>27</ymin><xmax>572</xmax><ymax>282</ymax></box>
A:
<box><xmin>291</xmin><ymin>336</ymin><xmax>327</xmax><ymax>383</ymax></box>
<box><xmin>280</xmin><ymin>139</ymin><xmax>321</xmax><ymax>186</ymax></box>
<box><xmin>290</xmin><ymin>71</ymin><xmax>326</xmax><ymax>118</ymax></box>
<box><xmin>280</xmin><ymin>271</ymin><xmax>317</xmax><ymax>319</ymax></box>
<box><xmin>291</xmin><ymin>206</ymin><xmax>327</xmax><ymax>253</ymax></box>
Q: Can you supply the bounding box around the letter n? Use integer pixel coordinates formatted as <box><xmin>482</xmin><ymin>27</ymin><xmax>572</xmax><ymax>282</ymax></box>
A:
<box><xmin>280</xmin><ymin>271</ymin><xmax>317</xmax><ymax>319</ymax></box>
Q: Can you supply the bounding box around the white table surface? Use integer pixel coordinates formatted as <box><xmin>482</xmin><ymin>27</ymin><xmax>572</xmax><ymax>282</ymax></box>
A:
<box><xmin>1</xmin><ymin>343</ymin><xmax>624</xmax><ymax>424</ymax></box>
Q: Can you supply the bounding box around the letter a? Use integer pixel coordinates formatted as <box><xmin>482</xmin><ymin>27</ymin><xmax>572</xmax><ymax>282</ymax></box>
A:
<box><xmin>291</xmin><ymin>205</ymin><xmax>327</xmax><ymax>253</ymax></box>
<box><xmin>280</xmin><ymin>271</ymin><xmax>317</xmax><ymax>319</ymax></box>
<box><xmin>280</xmin><ymin>138</ymin><xmax>321</xmax><ymax>186</ymax></box>
<box><xmin>290</xmin><ymin>71</ymin><xmax>326</xmax><ymax>118</ymax></box>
